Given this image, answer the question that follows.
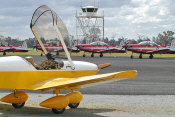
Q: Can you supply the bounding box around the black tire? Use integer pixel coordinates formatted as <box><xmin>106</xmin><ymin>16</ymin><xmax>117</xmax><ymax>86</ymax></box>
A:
<box><xmin>91</xmin><ymin>53</ymin><xmax>94</xmax><ymax>57</ymax></box>
<box><xmin>139</xmin><ymin>55</ymin><xmax>142</xmax><ymax>59</ymax></box>
<box><xmin>83</xmin><ymin>54</ymin><xmax>85</xmax><ymax>57</ymax></box>
<box><xmin>3</xmin><ymin>52</ymin><xmax>6</xmax><ymax>56</ymax></box>
<box><xmin>41</xmin><ymin>53</ymin><xmax>43</xmax><ymax>56</ymax></box>
<box><xmin>52</xmin><ymin>108</ymin><xmax>65</xmax><ymax>114</ymax></box>
<box><xmin>12</xmin><ymin>102</ymin><xmax>25</xmax><ymax>109</ymax></box>
<box><xmin>130</xmin><ymin>55</ymin><xmax>133</xmax><ymax>59</ymax></box>
<box><xmin>100</xmin><ymin>54</ymin><xmax>103</xmax><ymax>57</ymax></box>
<box><xmin>56</xmin><ymin>52</ymin><xmax>59</xmax><ymax>56</ymax></box>
<box><xmin>149</xmin><ymin>55</ymin><xmax>153</xmax><ymax>59</ymax></box>
<box><xmin>68</xmin><ymin>103</ymin><xmax>79</xmax><ymax>109</ymax></box>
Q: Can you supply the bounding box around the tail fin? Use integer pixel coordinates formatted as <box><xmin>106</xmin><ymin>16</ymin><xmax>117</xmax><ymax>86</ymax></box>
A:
<box><xmin>119</xmin><ymin>40</ymin><xmax>125</xmax><ymax>47</ymax></box>
<box><xmin>22</xmin><ymin>41</ymin><xmax>28</xmax><ymax>49</ymax></box>
<box><xmin>170</xmin><ymin>39</ymin><xmax>175</xmax><ymax>50</ymax></box>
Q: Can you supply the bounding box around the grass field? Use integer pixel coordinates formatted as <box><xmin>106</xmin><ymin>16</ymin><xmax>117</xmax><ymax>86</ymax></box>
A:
<box><xmin>0</xmin><ymin>48</ymin><xmax>175</xmax><ymax>58</ymax></box>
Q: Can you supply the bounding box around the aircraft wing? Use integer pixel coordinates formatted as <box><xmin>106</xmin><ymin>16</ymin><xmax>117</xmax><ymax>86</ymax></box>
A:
<box><xmin>96</xmin><ymin>48</ymin><xmax>124</xmax><ymax>53</ymax></box>
<box><xmin>0</xmin><ymin>48</ymin><xmax>14</xmax><ymax>52</ymax></box>
<box><xmin>146</xmin><ymin>49</ymin><xmax>169</xmax><ymax>54</ymax></box>
<box><xmin>33</xmin><ymin>70</ymin><xmax>137</xmax><ymax>90</ymax></box>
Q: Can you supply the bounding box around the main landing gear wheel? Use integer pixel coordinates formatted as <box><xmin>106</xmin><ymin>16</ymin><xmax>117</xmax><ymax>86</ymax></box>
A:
<box><xmin>83</xmin><ymin>54</ymin><xmax>85</xmax><ymax>57</ymax></box>
<box><xmin>91</xmin><ymin>53</ymin><xmax>94</xmax><ymax>57</ymax></box>
<box><xmin>52</xmin><ymin>108</ymin><xmax>65</xmax><ymax>114</ymax></box>
<box><xmin>3</xmin><ymin>52</ymin><xmax>6</xmax><ymax>56</ymax></box>
<box><xmin>100</xmin><ymin>53</ymin><xmax>103</xmax><ymax>57</ymax></box>
<box><xmin>68</xmin><ymin>103</ymin><xmax>79</xmax><ymax>109</ymax></box>
<box><xmin>41</xmin><ymin>53</ymin><xmax>43</xmax><ymax>56</ymax></box>
<box><xmin>130</xmin><ymin>55</ymin><xmax>133</xmax><ymax>59</ymax></box>
<box><xmin>139</xmin><ymin>54</ymin><xmax>142</xmax><ymax>59</ymax></box>
<box><xmin>56</xmin><ymin>52</ymin><xmax>59</xmax><ymax>56</ymax></box>
<box><xmin>12</xmin><ymin>102</ymin><xmax>25</xmax><ymax>109</ymax></box>
<box><xmin>149</xmin><ymin>54</ymin><xmax>153</xmax><ymax>59</ymax></box>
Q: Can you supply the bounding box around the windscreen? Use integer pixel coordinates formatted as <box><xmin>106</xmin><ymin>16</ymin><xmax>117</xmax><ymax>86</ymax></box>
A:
<box><xmin>30</xmin><ymin>5</ymin><xmax>71</xmax><ymax>58</ymax></box>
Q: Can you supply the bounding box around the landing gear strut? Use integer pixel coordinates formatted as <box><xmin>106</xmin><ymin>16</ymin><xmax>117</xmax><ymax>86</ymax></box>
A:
<box><xmin>130</xmin><ymin>52</ymin><xmax>133</xmax><ymax>59</ymax></box>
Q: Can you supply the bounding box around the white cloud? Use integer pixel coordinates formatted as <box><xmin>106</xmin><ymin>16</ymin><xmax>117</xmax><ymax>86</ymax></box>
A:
<box><xmin>0</xmin><ymin>0</ymin><xmax>174</xmax><ymax>40</ymax></box>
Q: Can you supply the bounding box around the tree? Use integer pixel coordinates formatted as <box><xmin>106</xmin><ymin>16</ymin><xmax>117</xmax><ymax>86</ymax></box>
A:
<box><xmin>156</xmin><ymin>31</ymin><xmax>174</xmax><ymax>46</ymax></box>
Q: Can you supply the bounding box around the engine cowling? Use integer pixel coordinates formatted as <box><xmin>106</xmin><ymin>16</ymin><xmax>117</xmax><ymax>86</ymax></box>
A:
<box><xmin>0</xmin><ymin>91</ymin><xmax>28</xmax><ymax>103</ymax></box>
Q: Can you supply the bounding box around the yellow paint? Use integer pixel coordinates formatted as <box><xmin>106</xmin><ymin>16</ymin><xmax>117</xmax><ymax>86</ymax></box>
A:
<box><xmin>0</xmin><ymin>70</ymin><xmax>97</xmax><ymax>90</ymax></box>
<box><xmin>40</xmin><ymin>95</ymin><xmax>69</xmax><ymax>109</ymax></box>
<box><xmin>98</xmin><ymin>63</ymin><xmax>111</xmax><ymax>69</ymax></box>
<box><xmin>34</xmin><ymin>70</ymin><xmax>138</xmax><ymax>90</ymax></box>
<box><xmin>65</xmin><ymin>92</ymin><xmax>83</xmax><ymax>104</ymax></box>
<box><xmin>0</xmin><ymin>91</ymin><xmax>28</xmax><ymax>103</ymax></box>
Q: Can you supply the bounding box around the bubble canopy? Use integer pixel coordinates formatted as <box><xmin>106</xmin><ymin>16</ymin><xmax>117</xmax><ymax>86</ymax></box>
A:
<box><xmin>30</xmin><ymin>5</ymin><xmax>71</xmax><ymax>58</ymax></box>
<box><xmin>30</xmin><ymin>5</ymin><xmax>74</xmax><ymax>69</ymax></box>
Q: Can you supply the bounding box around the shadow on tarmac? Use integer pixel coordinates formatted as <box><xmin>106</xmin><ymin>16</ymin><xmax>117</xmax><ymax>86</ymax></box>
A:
<box><xmin>0</xmin><ymin>103</ymin><xmax>115</xmax><ymax>117</ymax></box>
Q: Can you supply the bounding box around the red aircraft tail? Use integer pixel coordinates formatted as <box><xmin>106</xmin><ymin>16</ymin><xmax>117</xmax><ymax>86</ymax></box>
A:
<box><xmin>21</xmin><ymin>41</ymin><xmax>28</xmax><ymax>49</ymax></box>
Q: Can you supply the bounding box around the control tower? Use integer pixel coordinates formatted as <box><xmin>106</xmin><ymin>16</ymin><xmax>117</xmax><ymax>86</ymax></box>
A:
<box><xmin>76</xmin><ymin>5</ymin><xmax>104</xmax><ymax>44</ymax></box>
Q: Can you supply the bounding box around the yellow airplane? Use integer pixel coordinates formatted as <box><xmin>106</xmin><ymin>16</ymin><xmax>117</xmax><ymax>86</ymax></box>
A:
<box><xmin>0</xmin><ymin>5</ymin><xmax>138</xmax><ymax>114</ymax></box>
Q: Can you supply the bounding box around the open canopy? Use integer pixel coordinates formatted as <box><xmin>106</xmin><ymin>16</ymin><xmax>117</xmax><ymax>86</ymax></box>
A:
<box><xmin>30</xmin><ymin>5</ymin><xmax>71</xmax><ymax>59</ymax></box>
<box><xmin>30</xmin><ymin>5</ymin><xmax>74</xmax><ymax>69</ymax></box>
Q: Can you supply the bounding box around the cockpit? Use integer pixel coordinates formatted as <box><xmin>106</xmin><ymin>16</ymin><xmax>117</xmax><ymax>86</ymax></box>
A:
<box><xmin>91</xmin><ymin>41</ymin><xmax>107</xmax><ymax>46</ymax></box>
<box><xmin>29</xmin><ymin>5</ymin><xmax>74</xmax><ymax>70</ymax></box>
<box><xmin>139</xmin><ymin>41</ymin><xmax>157</xmax><ymax>46</ymax></box>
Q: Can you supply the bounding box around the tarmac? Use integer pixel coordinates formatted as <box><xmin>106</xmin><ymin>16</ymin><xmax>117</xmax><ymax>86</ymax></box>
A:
<box><xmin>0</xmin><ymin>55</ymin><xmax>175</xmax><ymax>116</ymax></box>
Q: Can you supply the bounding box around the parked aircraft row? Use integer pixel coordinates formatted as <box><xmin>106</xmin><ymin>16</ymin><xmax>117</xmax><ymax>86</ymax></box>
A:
<box><xmin>1</xmin><ymin>39</ymin><xmax>175</xmax><ymax>59</ymax></box>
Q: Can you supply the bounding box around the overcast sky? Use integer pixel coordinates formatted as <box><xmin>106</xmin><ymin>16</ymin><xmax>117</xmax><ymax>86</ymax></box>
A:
<box><xmin>0</xmin><ymin>0</ymin><xmax>175</xmax><ymax>40</ymax></box>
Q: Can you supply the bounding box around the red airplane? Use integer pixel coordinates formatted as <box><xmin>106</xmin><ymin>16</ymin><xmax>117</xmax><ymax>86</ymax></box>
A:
<box><xmin>75</xmin><ymin>41</ymin><xmax>125</xmax><ymax>57</ymax></box>
<box><xmin>0</xmin><ymin>41</ymin><xmax>28</xmax><ymax>55</ymax></box>
<box><xmin>33</xmin><ymin>44</ymin><xmax>80</xmax><ymax>56</ymax></box>
<box><xmin>122</xmin><ymin>41</ymin><xmax>172</xmax><ymax>59</ymax></box>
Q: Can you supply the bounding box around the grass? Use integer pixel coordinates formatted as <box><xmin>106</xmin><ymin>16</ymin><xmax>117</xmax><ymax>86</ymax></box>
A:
<box><xmin>0</xmin><ymin>48</ymin><xmax>175</xmax><ymax>58</ymax></box>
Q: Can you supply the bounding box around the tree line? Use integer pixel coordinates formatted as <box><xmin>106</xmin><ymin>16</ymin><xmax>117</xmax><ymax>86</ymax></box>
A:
<box><xmin>0</xmin><ymin>30</ymin><xmax>174</xmax><ymax>48</ymax></box>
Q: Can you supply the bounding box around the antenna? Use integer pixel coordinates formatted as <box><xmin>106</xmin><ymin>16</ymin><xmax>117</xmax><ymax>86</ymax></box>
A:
<box><xmin>80</xmin><ymin>0</ymin><xmax>82</xmax><ymax>7</ymax></box>
<box><xmin>94</xmin><ymin>0</ymin><xmax>96</xmax><ymax>7</ymax></box>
